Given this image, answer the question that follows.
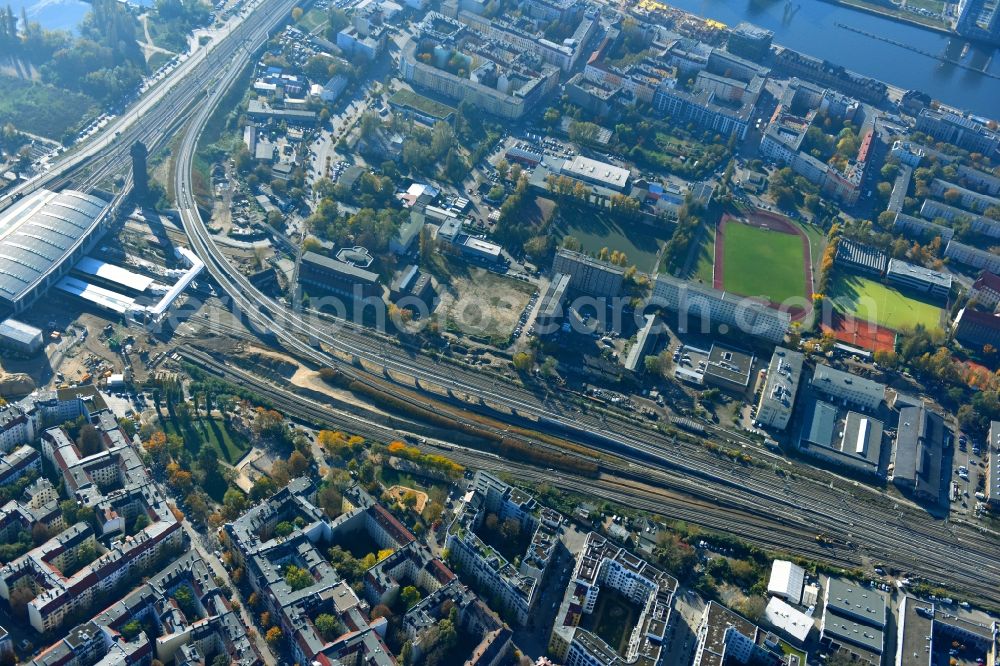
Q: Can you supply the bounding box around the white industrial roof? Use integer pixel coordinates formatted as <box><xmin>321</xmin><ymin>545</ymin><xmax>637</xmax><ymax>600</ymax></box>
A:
<box><xmin>0</xmin><ymin>189</ymin><xmax>109</xmax><ymax>305</ymax></box>
<box><xmin>765</xmin><ymin>597</ymin><xmax>814</xmax><ymax>643</ymax></box>
<box><xmin>768</xmin><ymin>560</ymin><xmax>805</xmax><ymax>604</ymax></box>
<box><xmin>561</xmin><ymin>155</ymin><xmax>630</xmax><ymax>189</ymax></box>
<box><xmin>0</xmin><ymin>318</ymin><xmax>42</xmax><ymax>344</ymax></box>
<box><xmin>56</xmin><ymin>276</ymin><xmax>136</xmax><ymax>314</ymax></box>
<box><xmin>75</xmin><ymin>256</ymin><xmax>154</xmax><ymax>293</ymax></box>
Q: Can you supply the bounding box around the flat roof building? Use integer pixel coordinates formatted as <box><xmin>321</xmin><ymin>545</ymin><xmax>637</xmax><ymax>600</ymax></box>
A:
<box><xmin>988</xmin><ymin>421</ymin><xmax>1000</xmax><ymax>510</ymax></box>
<box><xmin>703</xmin><ymin>343</ymin><xmax>755</xmax><ymax>391</ymax></box>
<box><xmin>0</xmin><ymin>189</ymin><xmax>111</xmax><ymax>313</ymax></box>
<box><xmin>559</xmin><ymin>155</ymin><xmax>631</xmax><ymax>192</ymax></box>
<box><xmin>885</xmin><ymin>259</ymin><xmax>951</xmax><ymax>300</ymax></box>
<box><xmin>651</xmin><ymin>274</ymin><xmax>790</xmax><ymax>344</ymax></box>
<box><xmin>892</xmin><ymin>402</ymin><xmax>946</xmax><ymax>504</ymax></box>
<box><xmin>821</xmin><ymin>578</ymin><xmax>887</xmax><ymax>661</ymax></box>
<box><xmin>835</xmin><ymin>238</ymin><xmax>887</xmax><ymax>276</ymax></box>
<box><xmin>0</xmin><ymin>318</ymin><xmax>43</xmax><ymax>355</ymax></box>
<box><xmin>755</xmin><ymin>347</ymin><xmax>804</xmax><ymax>431</ymax></box>
<box><xmin>768</xmin><ymin>560</ymin><xmax>806</xmax><ymax>605</ymax></box>
<box><xmin>765</xmin><ymin>597</ymin><xmax>813</xmax><ymax>645</ymax></box>
<box><xmin>552</xmin><ymin>248</ymin><xmax>624</xmax><ymax>298</ymax></box>
<box><xmin>811</xmin><ymin>364</ymin><xmax>885</xmax><ymax>411</ymax></box>
<box><xmin>299</xmin><ymin>251</ymin><xmax>381</xmax><ymax>301</ymax></box>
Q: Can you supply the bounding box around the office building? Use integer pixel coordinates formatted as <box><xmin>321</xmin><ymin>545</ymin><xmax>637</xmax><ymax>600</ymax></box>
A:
<box><xmin>953</xmin><ymin>308</ymin><xmax>1000</xmax><ymax>349</ymax></box>
<box><xmin>727</xmin><ymin>22</ymin><xmax>773</xmax><ymax>61</ymax></box>
<box><xmin>811</xmin><ymin>364</ymin><xmax>884</xmax><ymax>410</ymax></box>
<box><xmin>298</xmin><ymin>251</ymin><xmax>381</xmax><ymax>301</ymax></box>
<box><xmin>885</xmin><ymin>259</ymin><xmax>952</xmax><ymax>300</ymax></box>
<box><xmin>552</xmin><ymin>249</ymin><xmax>625</xmax><ymax>298</ymax></box>
<box><xmin>703</xmin><ymin>343</ymin><xmax>755</xmax><ymax>391</ymax></box>
<box><xmin>651</xmin><ymin>275</ymin><xmax>790</xmax><ymax>344</ymax></box>
<box><xmin>446</xmin><ymin>472</ymin><xmax>560</xmax><ymax>626</ymax></box>
<box><xmin>916</xmin><ymin>107</ymin><xmax>1000</xmax><ymax>154</ymax></box>
<box><xmin>548</xmin><ymin>532</ymin><xmax>677</xmax><ymax>666</ymax></box>
<box><xmin>756</xmin><ymin>348</ymin><xmax>804</xmax><ymax>431</ymax></box>
<box><xmin>896</xmin><ymin>596</ymin><xmax>1000</xmax><ymax>666</ymax></box>
<box><xmin>892</xmin><ymin>402</ymin><xmax>946</xmax><ymax>504</ymax></box>
<box><xmin>0</xmin><ymin>318</ymin><xmax>43</xmax><ymax>355</ymax></box>
<box><xmin>0</xmin><ymin>189</ymin><xmax>112</xmax><ymax>314</ymax></box>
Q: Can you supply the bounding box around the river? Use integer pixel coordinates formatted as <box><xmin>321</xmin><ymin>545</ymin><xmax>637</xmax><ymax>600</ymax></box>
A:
<box><xmin>664</xmin><ymin>0</ymin><xmax>999</xmax><ymax>117</ymax></box>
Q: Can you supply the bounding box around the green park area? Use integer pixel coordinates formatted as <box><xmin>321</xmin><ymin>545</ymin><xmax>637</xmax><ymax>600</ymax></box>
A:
<box><xmin>553</xmin><ymin>206</ymin><xmax>674</xmax><ymax>273</ymax></box>
<box><xmin>721</xmin><ymin>222</ymin><xmax>808</xmax><ymax>304</ymax></box>
<box><xmin>828</xmin><ymin>272</ymin><xmax>944</xmax><ymax>331</ymax></box>
<box><xmin>0</xmin><ymin>77</ymin><xmax>96</xmax><ymax>140</ymax></box>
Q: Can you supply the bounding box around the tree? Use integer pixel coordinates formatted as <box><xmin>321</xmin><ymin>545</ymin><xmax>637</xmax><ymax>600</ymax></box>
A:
<box><xmin>120</xmin><ymin>619</ymin><xmax>142</xmax><ymax>640</ymax></box>
<box><xmin>288</xmin><ymin>450</ymin><xmax>309</xmax><ymax>477</ymax></box>
<box><xmin>315</xmin><ymin>613</ymin><xmax>342</xmax><ymax>640</ymax></box>
<box><xmin>400</xmin><ymin>585</ymin><xmax>421</xmax><ymax>609</ymax></box>
<box><xmin>291</xmin><ymin>6</ymin><xmax>303</xmax><ymax>20</ymax></box>
<box><xmin>737</xmin><ymin>596</ymin><xmax>767</xmax><ymax>623</ymax></box>
<box><xmin>211</xmin><ymin>655</ymin><xmax>230</xmax><ymax>666</ymax></box>
<box><xmin>495</xmin><ymin>158</ymin><xmax>509</xmax><ymax>181</ymax></box>
<box><xmin>173</xmin><ymin>586</ymin><xmax>196</xmax><ymax>617</ymax></box>
<box><xmin>284</xmin><ymin>564</ymin><xmax>313</xmax><ymax>591</ymax></box>
<box><xmin>274</xmin><ymin>521</ymin><xmax>294</xmax><ymax>537</ymax></box>
<box><xmin>132</xmin><ymin>513</ymin><xmax>150</xmax><ymax>534</ymax></box>
<box><xmin>249</xmin><ymin>476</ymin><xmax>277</xmax><ymax>502</ymax></box>
<box><xmin>265</xmin><ymin>627</ymin><xmax>282</xmax><ymax>645</ymax></box>
<box><xmin>222</xmin><ymin>488</ymin><xmax>248</xmax><ymax>519</ymax></box>
<box><xmin>78</xmin><ymin>423</ymin><xmax>102</xmax><ymax>455</ymax></box>
<box><xmin>512</xmin><ymin>351</ymin><xmax>534</xmax><ymax>372</ymax></box>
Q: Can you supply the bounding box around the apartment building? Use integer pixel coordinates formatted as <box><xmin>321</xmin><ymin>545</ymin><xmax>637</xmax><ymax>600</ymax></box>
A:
<box><xmin>916</xmin><ymin>108</ymin><xmax>1000</xmax><ymax>155</ymax></box>
<box><xmin>892</xmin><ymin>212</ymin><xmax>955</xmax><ymax>245</ymax></box>
<box><xmin>549</xmin><ymin>532</ymin><xmax>676</xmax><ymax>666</ymax></box>
<box><xmin>920</xmin><ymin>199</ymin><xmax>1000</xmax><ymax>238</ymax></box>
<box><xmin>446</xmin><ymin>472</ymin><xmax>561</xmax><ymax>626</ymax></box>
<box><xmin>0</xmin><ymin>444</ymin><xmax>40</xmax><ymax>485</ymax></box>
<box><xmin>458</xmin><ymin>8</ymin><xmax>597</xmax><ymax>72</ymax></box>
<box><xmin>929</xmin><ymin>179</ymin><xmax>1000</xmax><ymax>215</ymax></box>
<box><xmin>399</xmin><ymin>13</ymin><xmax>560</xmax><ymax>119</ymax></box>
<box><xmin>953</xmin><ymin>308</ymin><xmax>1000</xmax><ymax>349</ymax></box>
<box><xmin>971</xmin><ymin>271</ymin><xmax>1000</xmax><ymax>312</ymax></box>
<box><xmin>651</xmin><ymin>274</ymin><xmax>790</xmax><ymax>344</ymax></box>
<box><xmin>945</xmin><ymin>240</ymin><xmax>1000</xmax><ymax>274</ymax></box>
<box><xmin>755</xmin><ymin>347</ymin><xmax>804</xmax><ymax>431</ymax></box>
<box><xmin>0</xmin><ymin>410</ymin><xmax>183</xmax><ymax>633</ymax></box>
<box><xmin>29</xmin><ymin>553</ymin><xmax>260</xmax><ymax>666</ymax></box>
<box><xmin>692</xmin><ymin>601</ymin><xmax>788</xmax><ymax>666</ymax></box>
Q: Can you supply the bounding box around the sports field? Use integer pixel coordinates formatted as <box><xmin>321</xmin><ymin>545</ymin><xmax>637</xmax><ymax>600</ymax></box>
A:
<box><xmin>719</xmin><ymin>221</ymin><xmax>808</xmax><ymax>304</ymax></box>
<box><xmin>828</xmin><ymin>273</ymin><xmax>943</xmax><ymax>331</ymax></box>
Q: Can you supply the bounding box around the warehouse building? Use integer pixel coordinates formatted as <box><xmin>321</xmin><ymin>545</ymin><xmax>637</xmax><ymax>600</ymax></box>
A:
<box><xmin>0</xmin><ymin>318</ymin><xmax>43</xmax><ymax>355</ymax></box>
<box><xmin>800</xmin><ymin>400</ymin><xmax>885</xmax><ymax>476</ymax></box>
<box><xmin>0</xmin><ymin>189</ymin><xmax>111</xmax><ymax>314</ymax></box>
<box><xmin>821</xmin><ymin>578</ymin><xmax>888</xmax><ymax>663</ymax></box>
<box><xmin>885</xmin><ymin>259</ymin><xmax>952</xmax><ymax>300</ymax></box>
<box><xmin>892</xmin><ymin>401</ymin><xmax>946</xmax><ymax>504</ymax></box>
<box><xmin>755</xmin><ymin>347</ymin><xmax>804</xmax><ymax>431</ymax></box>
<box><xmin>987</xmin><ymin>421</ymin><xmax>1000</xmax><ymax>510</ymax></box>
<box><xmin>767</xmin><ymin>560</ymin><xmax>805</xmax><ymax>605</ymax></box>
